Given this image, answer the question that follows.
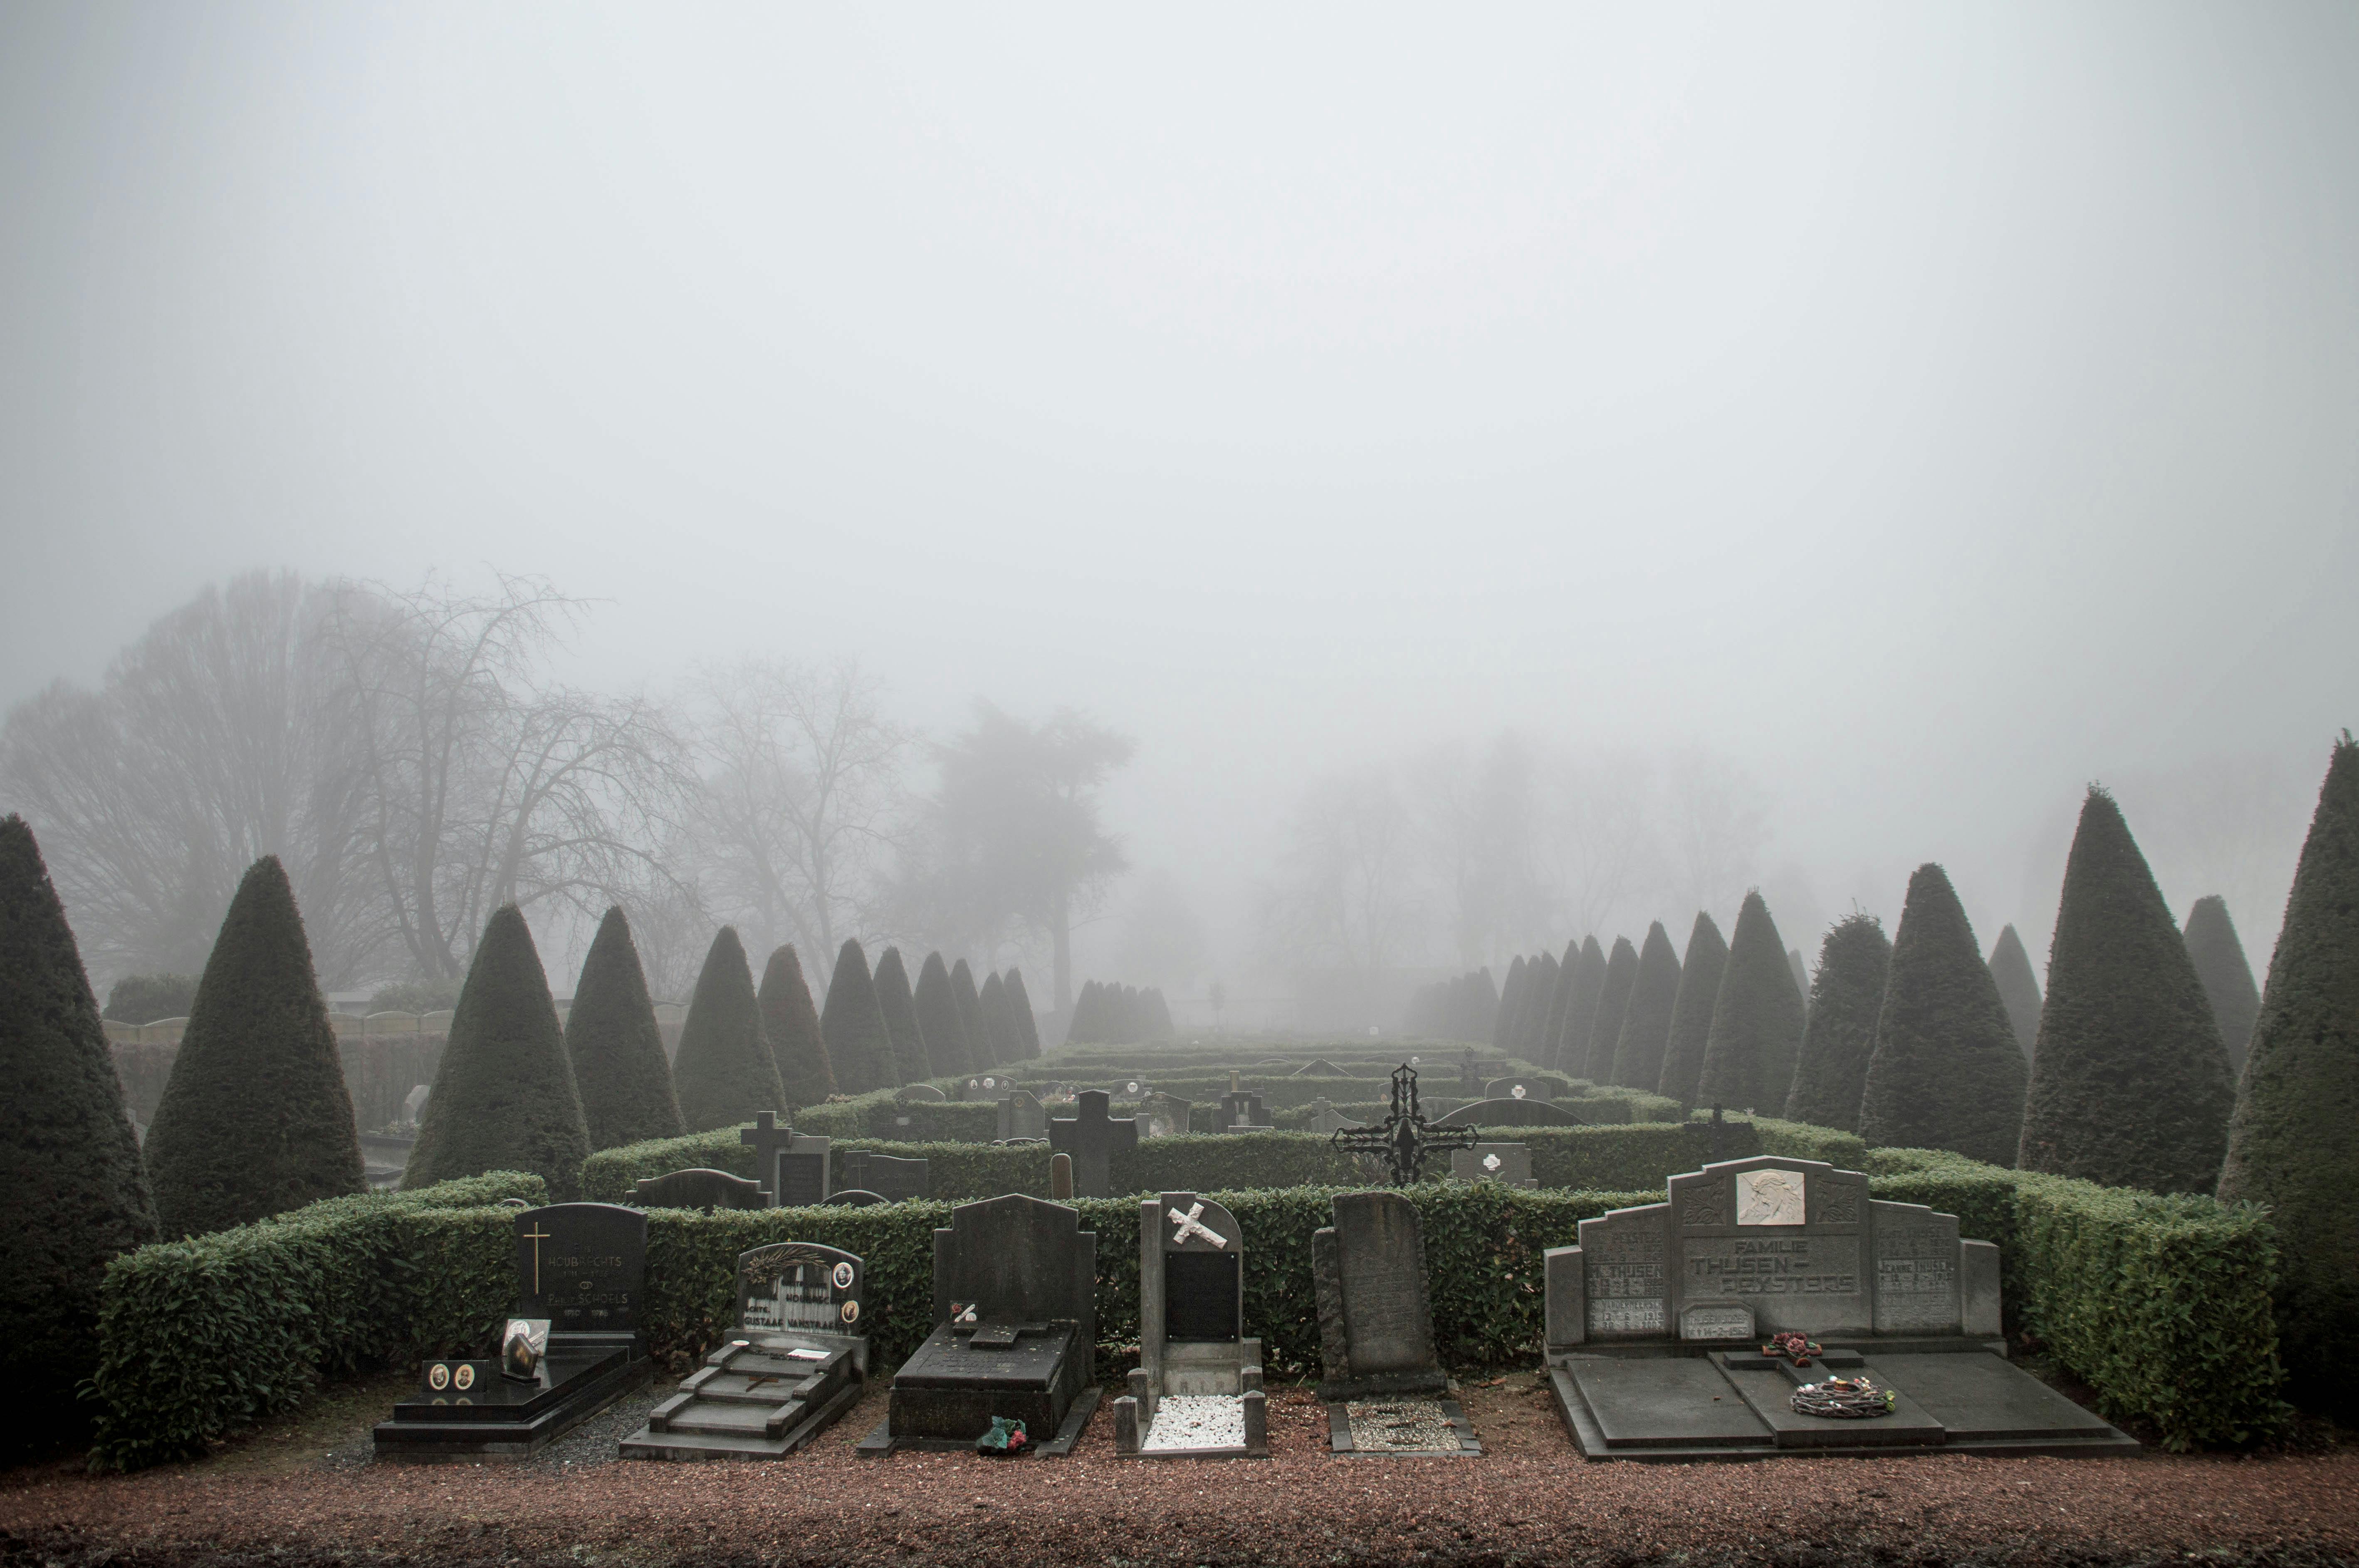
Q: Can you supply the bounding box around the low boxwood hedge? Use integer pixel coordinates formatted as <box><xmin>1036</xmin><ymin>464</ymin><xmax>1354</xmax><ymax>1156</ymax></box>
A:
<box><xmin>87</xmin><ymin>1171</ymin><xmax>545</xmax><ymax>1470</ymax></box>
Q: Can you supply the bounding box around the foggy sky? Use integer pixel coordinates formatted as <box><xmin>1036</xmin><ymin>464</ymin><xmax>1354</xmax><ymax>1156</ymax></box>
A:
<box><xmin>4</xmin><ymin>3</ymin><xmax>2354</xmax><ymax>995</ymax></box>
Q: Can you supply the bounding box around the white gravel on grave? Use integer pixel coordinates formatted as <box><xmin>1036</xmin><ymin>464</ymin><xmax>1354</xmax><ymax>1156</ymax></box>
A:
<box><xmin>1140</xmin><ymin>1394</ymin><xmax>1246</xmax><ymax>1452</ymax></box>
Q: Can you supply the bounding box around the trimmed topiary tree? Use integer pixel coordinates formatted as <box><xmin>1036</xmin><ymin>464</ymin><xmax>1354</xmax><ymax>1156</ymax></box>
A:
<box><xmin>978</xmin><ymin>971</ymin><xmax>1023</xmax><ymax>1065</ymax></box>
<box><xmin>2218</xmin><ymin>736</ymin><xmax>2359</xmax><ymax>1417</ymax></box>
<box><xmin>2183</xmin><ymin>895</ymin><xmax>2261</xmax><ymax>1075</ymax></box>
<box><xmin>758</xmin><ymin>943</ymin><xmax>835</xmax><ymax>1108</ymax></box>
<box><xmin>1516</xmin><ymin>951</ymin><xmax>1560</xmax><ymax>1063</ymax></box>
<box><xmin>1695</xmin><ymin>893</ymin><xmax>1806</xmax><ymax>1115</ymax></box>
<box><xmin>1004</xmin><ymin>967</ymin><xmax>1043</xmax><ymax>1058</ymax></box>
<box><xmin>146</xmin><ymin>856</ymin><xmax>365</xmax><ymax>1238</ymax></box>
<box><xmin>913</xmin><ymin>953</ymin><xmax>972</xmax><ymax>1076</ymax></box>
<box><xmin>1492</xmin><ymin>956</ymin><xmax>1527</xmax><ymax>1053</ymax></box>
<box><xmin>873</xmin><ymin>948</ymin><xmax>930</xmax><ymax>1081</ymax></box>
<box><xmin>1609</xmin><ymin>923</ymin><xmax>1682</xmax><ymax>1089</ymax></box>
<box><xmin>1581</xmin><ymin>938</ymin><xmax>1639</xmax><ymax>1083</ymax></box>
<box><xmin>1657</xmin><ymin>913</ymin><xmax>1729</xmax><ymax>1109</ymax></box>
<box><xmin>820</xmin><ymin>938</ymin><xmax>897</xmax><ymax>1093</ymax></box>
<box><xmin>2020</xmin><ymin>788</ymin><xmax>2237</xmax><ymax>1194</ymax></box>
<box><xmin>1986</xmin><ymin>923</ymin><xmax>2042</xmax><ymax>1060</ymax></box>
<box><xmin>0</xmin><ymin>815</ymin><xmax>159</xmax><ymax>1449</ymax></box>
<box><xmin>1788</xmin><ymin>949</ymin><xmax>1811</xmax><ymax>1018</ymax></box>
<box><xmin>565</xmin><ymin>906</ymin><xmax>683</xmax><ymax>1151</ymax></box>
<box><xmin>1553</xmin><ymin>937</ymin><xmax>1606</xmax><ymax>1075</ymax></box>
<box><xmin>1857</xmin><ymin>867</ymin><xmax>2025</xmax><ymax>1163</ymax></box>
<box><xmin>670</xmin><ymin>928</ymin><xmax>786</xmax><ymax>1134</ymax></box>
<box><xmin>404</xmin><ymin>905</ymin><xmax>588</xmax><ymax>1200</ymax></box>
<box><xmin>1539</xmin><ymin>940</ymin><xmax>1580</xmax><ymax>1068</ymax></box>
<box><xmin>951</xmin><ymin>959</ymin><xmax>991</xmax><ymax>1066</ymax></box>
<box><xmin>1781</xmin><ymin>913</ymin><xmax>1891</xmax><ymax>1133</ymax></box>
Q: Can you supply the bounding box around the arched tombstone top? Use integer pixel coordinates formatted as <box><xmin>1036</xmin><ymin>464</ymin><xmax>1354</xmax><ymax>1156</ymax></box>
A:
<box><xmin>1485</xmin><ymin>1076</ymin><xmax>1546</xmax><ymax>1101</ymax></box>
<box><xmin>1432</xmin><ymin>1097</ymin><xmax>1585</xmax><ymax>1128</ymax></box>
<box><xmin>930</xmin><ymin>1192</ymin><xmax>1098</xmax><ymax>1352</ymax></box>
<box><xmin>633</xmin><ymin>1167</ymin><xmax>772</xmax><ymax>1212</ymax></box>
<box><xmin>897</xmin><ymin>1083</ymin><xmax>947</xmax><ymax>1102</ymax></box>
<box><xmin>735</xmin><ymin>1240</ymin><xmax>865</xmax><ymax>1339</ymax></box>
<box><xmin>826</xmin><ymin>1188</ymin><xmax>889</xmax><ymax>1207</ymax></box>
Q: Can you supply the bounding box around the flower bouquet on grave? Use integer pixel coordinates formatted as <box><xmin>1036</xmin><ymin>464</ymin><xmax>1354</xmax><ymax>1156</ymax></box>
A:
<box><xmin>1790</xmin><ymin>1375</ymin><xmax>1896</xmax><ymax>1419</ymax></box>
<box><xmin>1762</xmin><ymin>1331</ymin><xmax>1822</xmax><ymax>1367</ymax></box>
<box><xmin>975</xmin><ymin>1415</ymin><xmax>1031</xmax><ymax>1456</ymax></box>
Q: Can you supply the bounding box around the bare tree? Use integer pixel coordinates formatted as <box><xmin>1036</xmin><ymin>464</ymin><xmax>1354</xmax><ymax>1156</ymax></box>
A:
<box><xmin>1261</xmin><ymin>763</ymin><xmax>1426</xmax><ymax>980</ymax></box>
<box><xmin>0</xmin><ymin>572</ymin><xmax>383</xmax><ymax>983</ymax></box>
<box><xmin>1407</xmin><ymin>733</ymin><xmax>1557</xmax><ymax>967</ymax></box>
<box><xmin>685</xmin><ymin>657</ymin><xmax>911</xmax><ymax>963</ymax></box>
<box><xmin>317</xmin><ymin>575</ymin><xmax>692</xmax><ymax>980</ymax></box>
<box><xmin>1659</xmin><ymin>747</ymin><xmax>1771</xmax><ymax>920</ymax></box>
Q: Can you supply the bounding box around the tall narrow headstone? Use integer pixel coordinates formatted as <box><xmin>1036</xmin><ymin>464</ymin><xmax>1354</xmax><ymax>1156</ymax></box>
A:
<box><xmin>1114</xmin><ymin>1191</ymin><xmax>1266</xmax><ymax>1457</ymax></box>
<box><xmin>1048</xmin><ymin>1089</ymin><xmax>1139</xmax><ymax>1199</ymax></box>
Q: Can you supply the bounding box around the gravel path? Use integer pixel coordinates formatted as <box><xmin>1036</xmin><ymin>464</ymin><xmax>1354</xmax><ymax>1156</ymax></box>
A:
<box><xmin>4</xmin><ymin>1378</ymin><xmax>2353</xmax><ymax>1568</ymax></box>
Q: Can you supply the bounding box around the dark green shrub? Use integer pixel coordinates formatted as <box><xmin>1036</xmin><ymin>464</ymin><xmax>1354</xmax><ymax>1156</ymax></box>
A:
<box><xmin>1580</xmin><ymin>937</ymin><xmax>1638</xmax><ymax>1082</ymax></box>
<box><xmin>1492</xmin><ymin>955</ymin><xmax>1526</xmax><ymax>1052</ymax></box>
<box><xmin>2219</xmin><ymin>735</ymin><xmax>2359</xmax><ymax>1417</ymax></box>
<box><xmin>403</xmin><ymin>906</ymin><xmax>589</xmax><ymax>1201</ymax></box>
<box><xmin>758</xmin><ymin>943</ymin><xmax>835</xmax><ymax>1107</ymax></box>
<box><xmin>1656</xmin><ymin>913</ymin><xmax>1727</xmax><ymax>1109</ymax></box>
<box><xmin>86</xmin><ymin>1172</ymin><xmax>542</xmax><ymax>1470</ymax></box>
<box><xmin>820</xmin><ymin>938</ymin><xmax>897</xmax><ymax>1093</ymax></box>
<box><xmin>912</xmin><ymin>952</ymin><xmax>972</xmax><ymax>1076</ymax></box>
<box><xmin>1782</xmin><ymin>913</ymin><xmax>1890</xmax><ymax>1133</ymax></box>
<box><xmin>1987</xmin><ymin>923</ymin><xmax>2042</xmax><ymax>1060</ymax></box>
<box><xmin>1537</xmin><ymin>940</ymin><xmax>1580</xmax><ymax>1069</ymax></box>
<box><xmin>873</xmin><ymin>948</ymin><xmax>930</xmax><ymax>1080</ymax></box>
<box><xmin>367</xmin><ymin>978</ymin><xmax>463</xmax><ymax>1015</ymax></box>
<box><xmin>1608</xmin><ymin>923</ymin><xmax>1681</xmax><ymax>1089</ymax></box>
<box><xmin>2183</xmin><ymin>895</ymin><xmax>2260</xmax><ymax>1075</ymax></box>
<box><xmin>565</xmin><ymin>906</ymin><xmax>684</xmax><ymax>1151</ymax></box>
<box><xmin>1550</xmin><ymin>939</ymin><xmax>1603</xmax><ymax>1074</ymax></box>
<box><xmin>103</xmin><ymin>973</ymin><xmax>198</xmax><ymax>1025</ymax></box>
<box><xmin>1515</xmin><ymin>951</ymin><xmax>1559</xmax><ymax>1062</ymax></box>
<box><xmin>2021</xmin><ymin>790</ymin><xmax>2237</xmax><ymax>1194</ymax></box>
<box><xmin>1004</xmin><ymin>967</ymin><xmax>1043</xmax><ymax>1058</ymax></box>
<box><xmin>671</xmin><ymin>927</ymin><xmax>786</xmax><ymax>1134</ymax></box>
<box><xmin>1695</xmin><ymin>893</ymin><xmax>1805</xmax><ymax>1115</ymax></box>
<box><xmin>978</xmin><ymin>970</ymin><xmax>1023</xmax><ymax>1067</ymax></box>
<box><xmin>950</xmin><ymin>958</ymin><xmax>991</xmax><ymax>1065</ymax></box>
<box><xmin>146</xmin><ymin>856</ymin><xmax>364</xmax><ymax>1238</ymax></box>
<box><xmin>1857</xmin><ymin>866</ymin><xmax>2025</xmax><ymax>1165</ymax></box>
<box><xmin>1788</xmin><ymin>949</ymin><xmax>1810</xmax><ymax>1015</ymax></box>
<box><xmin>0</xmin><ymin>815</ymin><xmax>159</xmax><ymax>1451</ymax></box>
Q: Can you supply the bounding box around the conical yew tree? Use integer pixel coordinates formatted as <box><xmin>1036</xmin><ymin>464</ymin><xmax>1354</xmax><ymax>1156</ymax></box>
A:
<box><xmin>1986</xmin><ymin>924</ymin><xmax>2042</xmax><ymax>1060</ymax></box>
<box><xmin>913</xmin><ymin>953</ymin><xmax>972</xmax><ymax>1075</ymax></box>
<box><xmin>404</xmin><ymin>905</ymin><xmax>588</xmax><ymax>1200</ymax></box>
<box><xmin>1582</xmin><ymin>938</ymin><xmax>1639</xmax><ymax>1083</ymax></box>
<box><xmin>2218</xmin><ymin>736</ymin><xmax>2359</xmax><ymax>1415</ymax></box>
<box><xmin>1858</xmin><ymin>867</ymin><xmax>2026</xmax><ymax>1163</ymax></box>
<box><xmin>1539</xmin><ymin>940</ymin><xmax>1580</xmax><ymax>1068</ymax></box>
<box><xmin>1609</xmin><ymin>923</ymin><xmax>1682</xmax><ymax>1089</ymax></box>
<box><xmin>1788</xmin><ymin>949</ymin><xmax>1811</xmax><ymax>1018</ymax></box>
<box><xmin>978</xmin><ymin>971</ymin><xmax>1021</xmax><ymax>1064</ymax></box>
<box><xmin>2183</xmin><ymin>895</ymin><xmax>2261</xmax><ymax>1075</ymax></box>
<box><xmin>950</xmin><ymin>959</ymin><xmax>991</xmax><ymax>1066</ymax></box>
<box><xmin>2020</xmin><ymin>789</ymin><xmax>2236</xmax><ymax>1193</ymax></box>
<box><xmin>1657</xmin><ymin>913</ymin><xmax>1729</xmax><ymax>1109</ymax></box>
<box><xmin>1554</xmin><ymin>937</ymin><xmax>1606</xmax><ymax>1075</ymax></box>
<box><xmin>565</xmin><ymin>906</ymin><xmax>684</xmax><ymax>1151</ymax></box>
<box><xmin>758</xmin><ymin>944</ymin><xmax>835</xmax><ymax>1107</ymax></box>
<box><xmin>0</xmin><ymin>815</ymin><xmax>158</xmax><ymax>1445</ymax></box>
<box><xmin>1695</xmin><ymin>893</ymin><xmax>1806</xmax><ymax>1115</ymax></box>
<box><xmin>669</xmin><ymin>928</ymin><xmax>785</xmax><ymax>1134</ymax></box>
<box><xmin>1492</xmin><ymin>956</ymin><xmax>1527</xmax><ymax>1052</ymax></box>
<box><xmin>1517</xmin><ymin>951</ymin><xmax>1560</xmax><ymax>1063</ymax></box>
<box><xmin>1781</xmin><ymin>913</ymin><xmax>1891</xmax><ymax>1133</ymax></box>
<box><xmin>819</xmin><ymin>939</ymin><xmax>897</xmax><ymax>1093</ymax></box>
<box><xmin>146</xmin><ymin>856</ymin><xmax>364</xmax><ymax>1237</ymax></box>
<box><xmin>1004</xmin><ymin>968</ymin><xmax>1043</xmax><ymax>1058</ymax></box>
<box><xmin>873</xmin><ymin>948</ymin><xmax>930</xmax><ymax>1081</ymax></box>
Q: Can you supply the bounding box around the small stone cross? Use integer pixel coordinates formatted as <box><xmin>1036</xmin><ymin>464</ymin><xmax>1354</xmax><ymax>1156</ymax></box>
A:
<box><xmin>1168</xmin><ymin>1201</ymin><xmax>1228</xmax><ymax>1249</ymax></box>
<box><xmin>1048</xmin><ymin>1089</ymin><xmax>1138</xmax><ymax>1199</ymax></box>
<box><xmin>739</xmin><ymin>1111</ymin><xmax>796</xmax><ymax>1199</ymax></box>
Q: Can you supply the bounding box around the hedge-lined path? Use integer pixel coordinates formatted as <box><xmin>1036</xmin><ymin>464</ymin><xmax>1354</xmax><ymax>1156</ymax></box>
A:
<box><xmin>5</xmin><ymin>1379</ymin><xmax>2355</xmax><ymax>1568</ymax></box>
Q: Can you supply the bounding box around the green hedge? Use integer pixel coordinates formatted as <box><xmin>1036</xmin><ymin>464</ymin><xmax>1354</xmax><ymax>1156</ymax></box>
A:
<box><xmin>793</xmin><ymin>1089</ymin><xmax>999</xmax><ymax>1143</ymax></box>
<box><xmin>87</xmin><ymin>1171</ymin><xmax>545</xmax><ymax>1470</ymax></box>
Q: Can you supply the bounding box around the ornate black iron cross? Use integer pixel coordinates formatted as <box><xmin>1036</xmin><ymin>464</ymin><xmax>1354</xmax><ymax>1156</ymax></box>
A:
<box><xmin>1328</xmin><ymin>1064</ymin><xmax>1477</xmax><ymax>1186</ymax></box>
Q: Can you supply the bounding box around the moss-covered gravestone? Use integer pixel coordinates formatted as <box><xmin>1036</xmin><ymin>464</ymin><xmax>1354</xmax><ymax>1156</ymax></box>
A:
<box><xmin>146</xmin><ymin>856</ymin><xmax>365</xmax><ymax>1237</ymax></box>
<box><xmin>0</xmin><ymin>815</ymin><xmax>159</xmax><ymax>1449</ymax></box>
<box><xmin>404</xmin><ymin>905</ymin><xmax>589</xmax><ymax>1201</ymax></box>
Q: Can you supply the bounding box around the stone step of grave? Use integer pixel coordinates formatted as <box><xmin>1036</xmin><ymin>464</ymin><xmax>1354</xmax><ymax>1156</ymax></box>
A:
<box><xmin>619</xmin><ymin>1380</ymin><xmax>867</xmax><ymax>1462</ymax></box>
<box><xmin>663</xmin><ymin>1396</ymin><xmax>808</xmax><ymax>1438</ymax></box>
<box><xmin>680</xmin><ymin>1367</ymin><xmax>830</xmax><ymax>1407</ymax></box>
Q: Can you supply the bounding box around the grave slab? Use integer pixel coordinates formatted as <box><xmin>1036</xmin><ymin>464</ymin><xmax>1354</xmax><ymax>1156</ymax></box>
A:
<box><xmin>1113</xmin><ymin>1192</ymin><xmax>1267</xmax><ymax>1459</ymax></box>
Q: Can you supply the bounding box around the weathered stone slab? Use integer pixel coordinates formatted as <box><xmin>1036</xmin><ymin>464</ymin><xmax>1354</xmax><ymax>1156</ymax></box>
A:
<box><xmin>1313</xmin><ymin>1191</ymin><xmax>1444</xmax><ymax>1400</ymax></box>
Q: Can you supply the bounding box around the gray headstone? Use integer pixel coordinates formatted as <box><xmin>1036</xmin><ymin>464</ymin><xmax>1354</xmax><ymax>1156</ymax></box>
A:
<box><xmin>898</xmin><ymin>1083</ymin><xmax>947</xmax><ymax>1103</ymax></box>
<box><xmin>1306</xmin><ymin>1096</ymin><xmax>1361</xmax><ymax>1135</ymax></box>
<box><xmin>1484</xmin><ymin>1077</ymin><xmax>1544</xmax><ymax>1102</ymax></box>
<box><xmin>838</xmin><ymin>1151</ymin><xmax>930</xmax><ymax>1203</ymax></box>
<box><xmin>514</xmin><ymin>1203</ymin><xmax>647</xmax><ymax>1350</ymax></box>
<box><xmin>930</xmin><ymin>1193</ymin><xmax>1098</xmax><ymax>1351</ymax></box>
<box><xmin>1217</xmin><ymin>1090</ymin><xmax>1269</xmax><ymax>1132</ymax></box>
<box><xmin>1143</xmin><ymin>1191</ymin><xmax>1244</xmax><ymax>1361</ymax></box>
<box><xmin>633</xmin><ymin>1167</ymin><xmax>772</xmax><ymax>1211</ymax></box>
<box><xmin>402</xmin><ymin>1084</ymin><xmax>430</xmax><ymax>1124</ymax></box>
<box><xmin>962</xmin><ymin>1074</ymin><xmax>1011</xmax><ymax>1101</ymax></box>
<box><xmin>742</xmin><ymin>1111</ymin><xmax>832</xmax><ymax>1206</ymax></box>
<box><xmin>1138</xmin><ymin>1092</ymin><xmax>1192</xmax><ymax>1138</ymax></box>
<box><xmin>1449</xmin><ymin>1141</ymin><xmax>1536</xmax><ymax>1189</ymax></box>
<box><xmin>1312</xmin><ymin>1190</ymin><xmax>1444</xmax><ymax>1400</ymax></box>
<box><xmin>996</xmin><ymin>1089</ymin><xmax>1048</xmax><ymax>1141</ymax></box>
<box><xmin>1048</xmin><ymin>1089</ymin><xmax>1139</xmax><ymax>1199</ymax></box>
<box><xmin>1432</xmin><ymin>1097</ymin><xmax>1584</xmax><ymax>1128</ymax></box>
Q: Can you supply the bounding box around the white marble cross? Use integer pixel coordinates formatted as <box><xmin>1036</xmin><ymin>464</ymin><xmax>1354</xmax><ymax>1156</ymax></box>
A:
<box><xmin>1168</xmin><ymin>1202</ymin><xmax>1228</xmax><ymax>1249</ymax></box>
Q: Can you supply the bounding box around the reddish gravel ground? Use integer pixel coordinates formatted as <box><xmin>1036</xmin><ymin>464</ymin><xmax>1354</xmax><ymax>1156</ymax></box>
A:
<box><xmin>5</xmin><ymin>1375</ymin><xmax>2354</xmax><ymax>1568</ymax></box>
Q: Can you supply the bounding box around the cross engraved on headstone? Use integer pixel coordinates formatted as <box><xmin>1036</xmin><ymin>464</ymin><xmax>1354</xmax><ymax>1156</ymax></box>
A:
<box><xmin>521</xmin><ymin>1222</ymin><xmax>552</xmax><ymax>1293</ymax></box>
<box><xmin>1169</xmin><ymin>1201</ymin><xmax>1229</xmax><ymax>1249</ymax></box>
<box><xmin>1327</xmin><ymin>1064</ymin><xmax>1477</xmax><ymax>1186</ymax></box>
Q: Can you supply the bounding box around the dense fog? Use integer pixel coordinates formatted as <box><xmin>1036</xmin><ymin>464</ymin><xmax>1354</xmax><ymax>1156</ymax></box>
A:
<box><xmin>2</xmin><ymin>4</ymin><xmax>2353</xmax><ymax>1026</ymax></box>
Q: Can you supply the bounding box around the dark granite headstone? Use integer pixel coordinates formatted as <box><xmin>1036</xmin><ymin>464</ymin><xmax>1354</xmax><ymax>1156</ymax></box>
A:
<box><xmin>633</xmin><ymin>1168</ymin><xmax>772</xmax><ymax>1212</ymax></box>
<box><xmin>1217</xmin><ymin>1090</ymin><xmax>1270</xmax><ymax>1132</ymax></box>
<box><xmin>741</xmin><ymin>1112</ymin><xmax>832</xmax><ymax>1206</ymax></box>
<box><xmin>1048</xmin><ymin>1089</ymin><xmax>1138</xmax><ymax>1198</ymax></box>
<box><xmin>997</xmin><ymin>1089</ymin><xmax>1048</xmax><ymax>1141</ymax></box>
<box><xmin>516</xmin><ymin>1203</ymin><xmax>647</xmax><ymax>1349</ymax></box>
<box><xmin>1114</xmin><ymin>1191</ymin><xmax>1265</xmax><ymax>1457</ymax></box>
<box><xmin>1312</xmin><ymin>1190</ymin><xmax>1444</xmax><ymax>1400</ymax></box>
<box><xmin>1432</xmin><ymin>1096</ymin><xmax>1584</xmax><ymax>1128</ymax></box>
<box><xmin>838</xmin><ymin>1151</ymin><xmax>930</xmax><ymax>1203</ymax></box>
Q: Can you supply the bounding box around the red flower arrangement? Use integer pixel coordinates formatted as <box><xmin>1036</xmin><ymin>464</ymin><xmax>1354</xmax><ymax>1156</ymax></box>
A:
<box><xmin>1763</xmin><ymin>1331</ymin><xmax>1822</xmax><ymax>1366</ymax></box>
